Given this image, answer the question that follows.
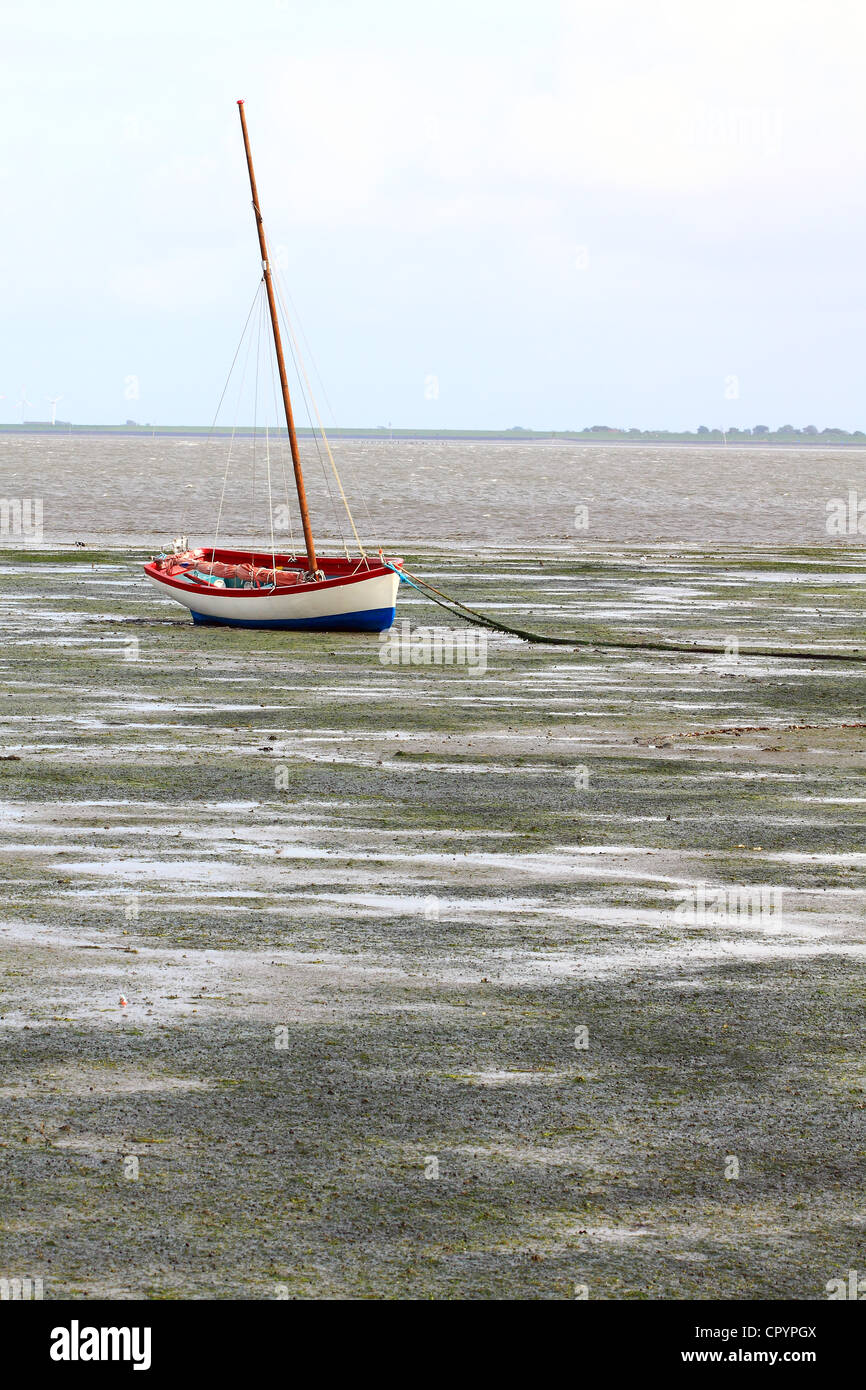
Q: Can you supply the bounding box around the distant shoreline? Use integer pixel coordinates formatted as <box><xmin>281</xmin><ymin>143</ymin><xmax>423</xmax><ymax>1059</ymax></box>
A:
<box><xmin>2</xmin><ymin>424</ymin><xmax>866</xmax><ymax>446</ymax></box>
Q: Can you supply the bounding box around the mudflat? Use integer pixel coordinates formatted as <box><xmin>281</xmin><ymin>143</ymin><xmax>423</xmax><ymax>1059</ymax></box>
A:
<box><xmin>0</xmin><ymin>544</ymin><xmax>864</xmax><ymax>1299</ymax></box>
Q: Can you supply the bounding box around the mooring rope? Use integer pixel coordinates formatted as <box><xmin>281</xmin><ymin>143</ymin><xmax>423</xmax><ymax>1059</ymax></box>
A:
<box><xmin>382</xmin><ymin>561</ymin><xmax>866</xmax><ymax>664</ymax></box>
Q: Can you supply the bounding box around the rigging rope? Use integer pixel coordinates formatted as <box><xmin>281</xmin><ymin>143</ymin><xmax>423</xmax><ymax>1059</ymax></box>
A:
<box><xmin>250</xmin><ymin>288</ymin><xmax>266</xmax><ymax>546</ymax></box>
<box><xmin>264</xmin><ymin>316</ymin><xmax>297</xmax><ymax>556</ymax></box>
<box><xmin>190</xmin><ymin>281</ymin><xmax>261</xmax><ymax>542</ymax></box>
<box><xmin>265</xmin><ymin>423</ymin><xmax>276</xmax><ymax>576</ymax></box>
<box><xmin>284</xmin><ymin>324</ymin><xmax>351</xmax><ymax>559</ymax></box>
<box><xmin>278</xmin><ymin>275</ymin><xmax>381</xmax><ymax>551</ymax></box>
<box><xmin>382</xmin><ymin>562</ymin><xmax>866</xmax><ymax>664</ymax></box>
<box><xmin>213</xmin><ymin>281</ymin><xmax>263</xmax><ymax>555</ymax></box>
<box><xmin>270</xmin><ymin>255</ymin><xmax>367</xmax><ymax>558</ymax></box>
<box><xmin>196</xmin><ymin>238</ymin><xmax>378</xmax><ymax>565</ymax></box>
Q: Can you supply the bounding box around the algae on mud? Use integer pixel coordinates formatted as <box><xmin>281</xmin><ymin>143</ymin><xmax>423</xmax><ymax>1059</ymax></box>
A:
<box><xmin>0</xmin><ymin>544</ymin><xmax>864</xmax><ymax>1299</ymax></box>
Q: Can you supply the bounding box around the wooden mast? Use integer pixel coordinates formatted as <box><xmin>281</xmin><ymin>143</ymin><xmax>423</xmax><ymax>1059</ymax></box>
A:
<box><xmin>236</xmin><ymin>99</ymin><xmax>319</xmax><ymax>575</ymax></box>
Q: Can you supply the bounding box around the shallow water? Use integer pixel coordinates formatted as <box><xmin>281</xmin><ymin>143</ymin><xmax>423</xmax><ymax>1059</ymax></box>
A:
<box><xmin>2</xmin><ymin>433</ymin><xmax>864</xmax><ymax>548</ymax></box>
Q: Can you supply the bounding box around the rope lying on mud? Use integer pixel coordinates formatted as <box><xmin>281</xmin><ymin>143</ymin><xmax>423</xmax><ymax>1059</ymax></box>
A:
<box><xmin>384</xmin><ymin>562</ymin><xmax>866</xmax><ymax>665</ymax></box>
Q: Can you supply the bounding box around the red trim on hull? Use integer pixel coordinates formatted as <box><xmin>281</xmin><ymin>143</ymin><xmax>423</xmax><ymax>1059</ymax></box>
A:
<box><xmin>144</xmin><ymin>551</ymin><xmax>402</xmax><ymax>599</ymax></box>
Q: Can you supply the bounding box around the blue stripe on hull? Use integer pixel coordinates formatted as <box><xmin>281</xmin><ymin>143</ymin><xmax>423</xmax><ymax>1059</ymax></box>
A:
<box><xmin>189</xmin><ymin>605</ymin><xmax>396</xmax><ymax>632</ymax></box>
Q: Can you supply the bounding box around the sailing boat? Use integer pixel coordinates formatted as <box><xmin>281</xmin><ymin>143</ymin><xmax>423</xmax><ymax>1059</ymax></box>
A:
<box><xmin>144</xmin><ymin>100</ymin><xmax>402</xmax><ymax>631</ymax></box>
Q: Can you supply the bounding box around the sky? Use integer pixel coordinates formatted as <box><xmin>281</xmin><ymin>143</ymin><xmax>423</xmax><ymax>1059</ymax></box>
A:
<box><xmin>2</xmin><ymin>0</ymin><xmax>866</xmax><ymax>431</ymax></box>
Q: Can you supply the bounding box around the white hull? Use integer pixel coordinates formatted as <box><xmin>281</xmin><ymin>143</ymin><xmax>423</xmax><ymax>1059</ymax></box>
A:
<box><xmin>146</xmin><ymin>564</ymin><xmax>400</xmax><ymax>631</ymax></box>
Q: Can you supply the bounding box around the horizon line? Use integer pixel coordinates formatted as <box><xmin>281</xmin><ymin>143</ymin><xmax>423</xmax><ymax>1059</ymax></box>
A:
<box><xmin>3</xmin><ymin>423</ymin><xmax>866</xmax><ymax>440</ymax></box>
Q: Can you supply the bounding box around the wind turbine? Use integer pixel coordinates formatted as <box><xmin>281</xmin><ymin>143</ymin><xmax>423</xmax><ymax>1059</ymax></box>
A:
<box><xmin>46</xmin><ymin>395</ymin><xmax>63</xmax><ymax>426</ymax></box>
<box><xmin>17</xmin><ymin>386</ymin><xmax>31</xmax><ymax>421</ymax></box>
